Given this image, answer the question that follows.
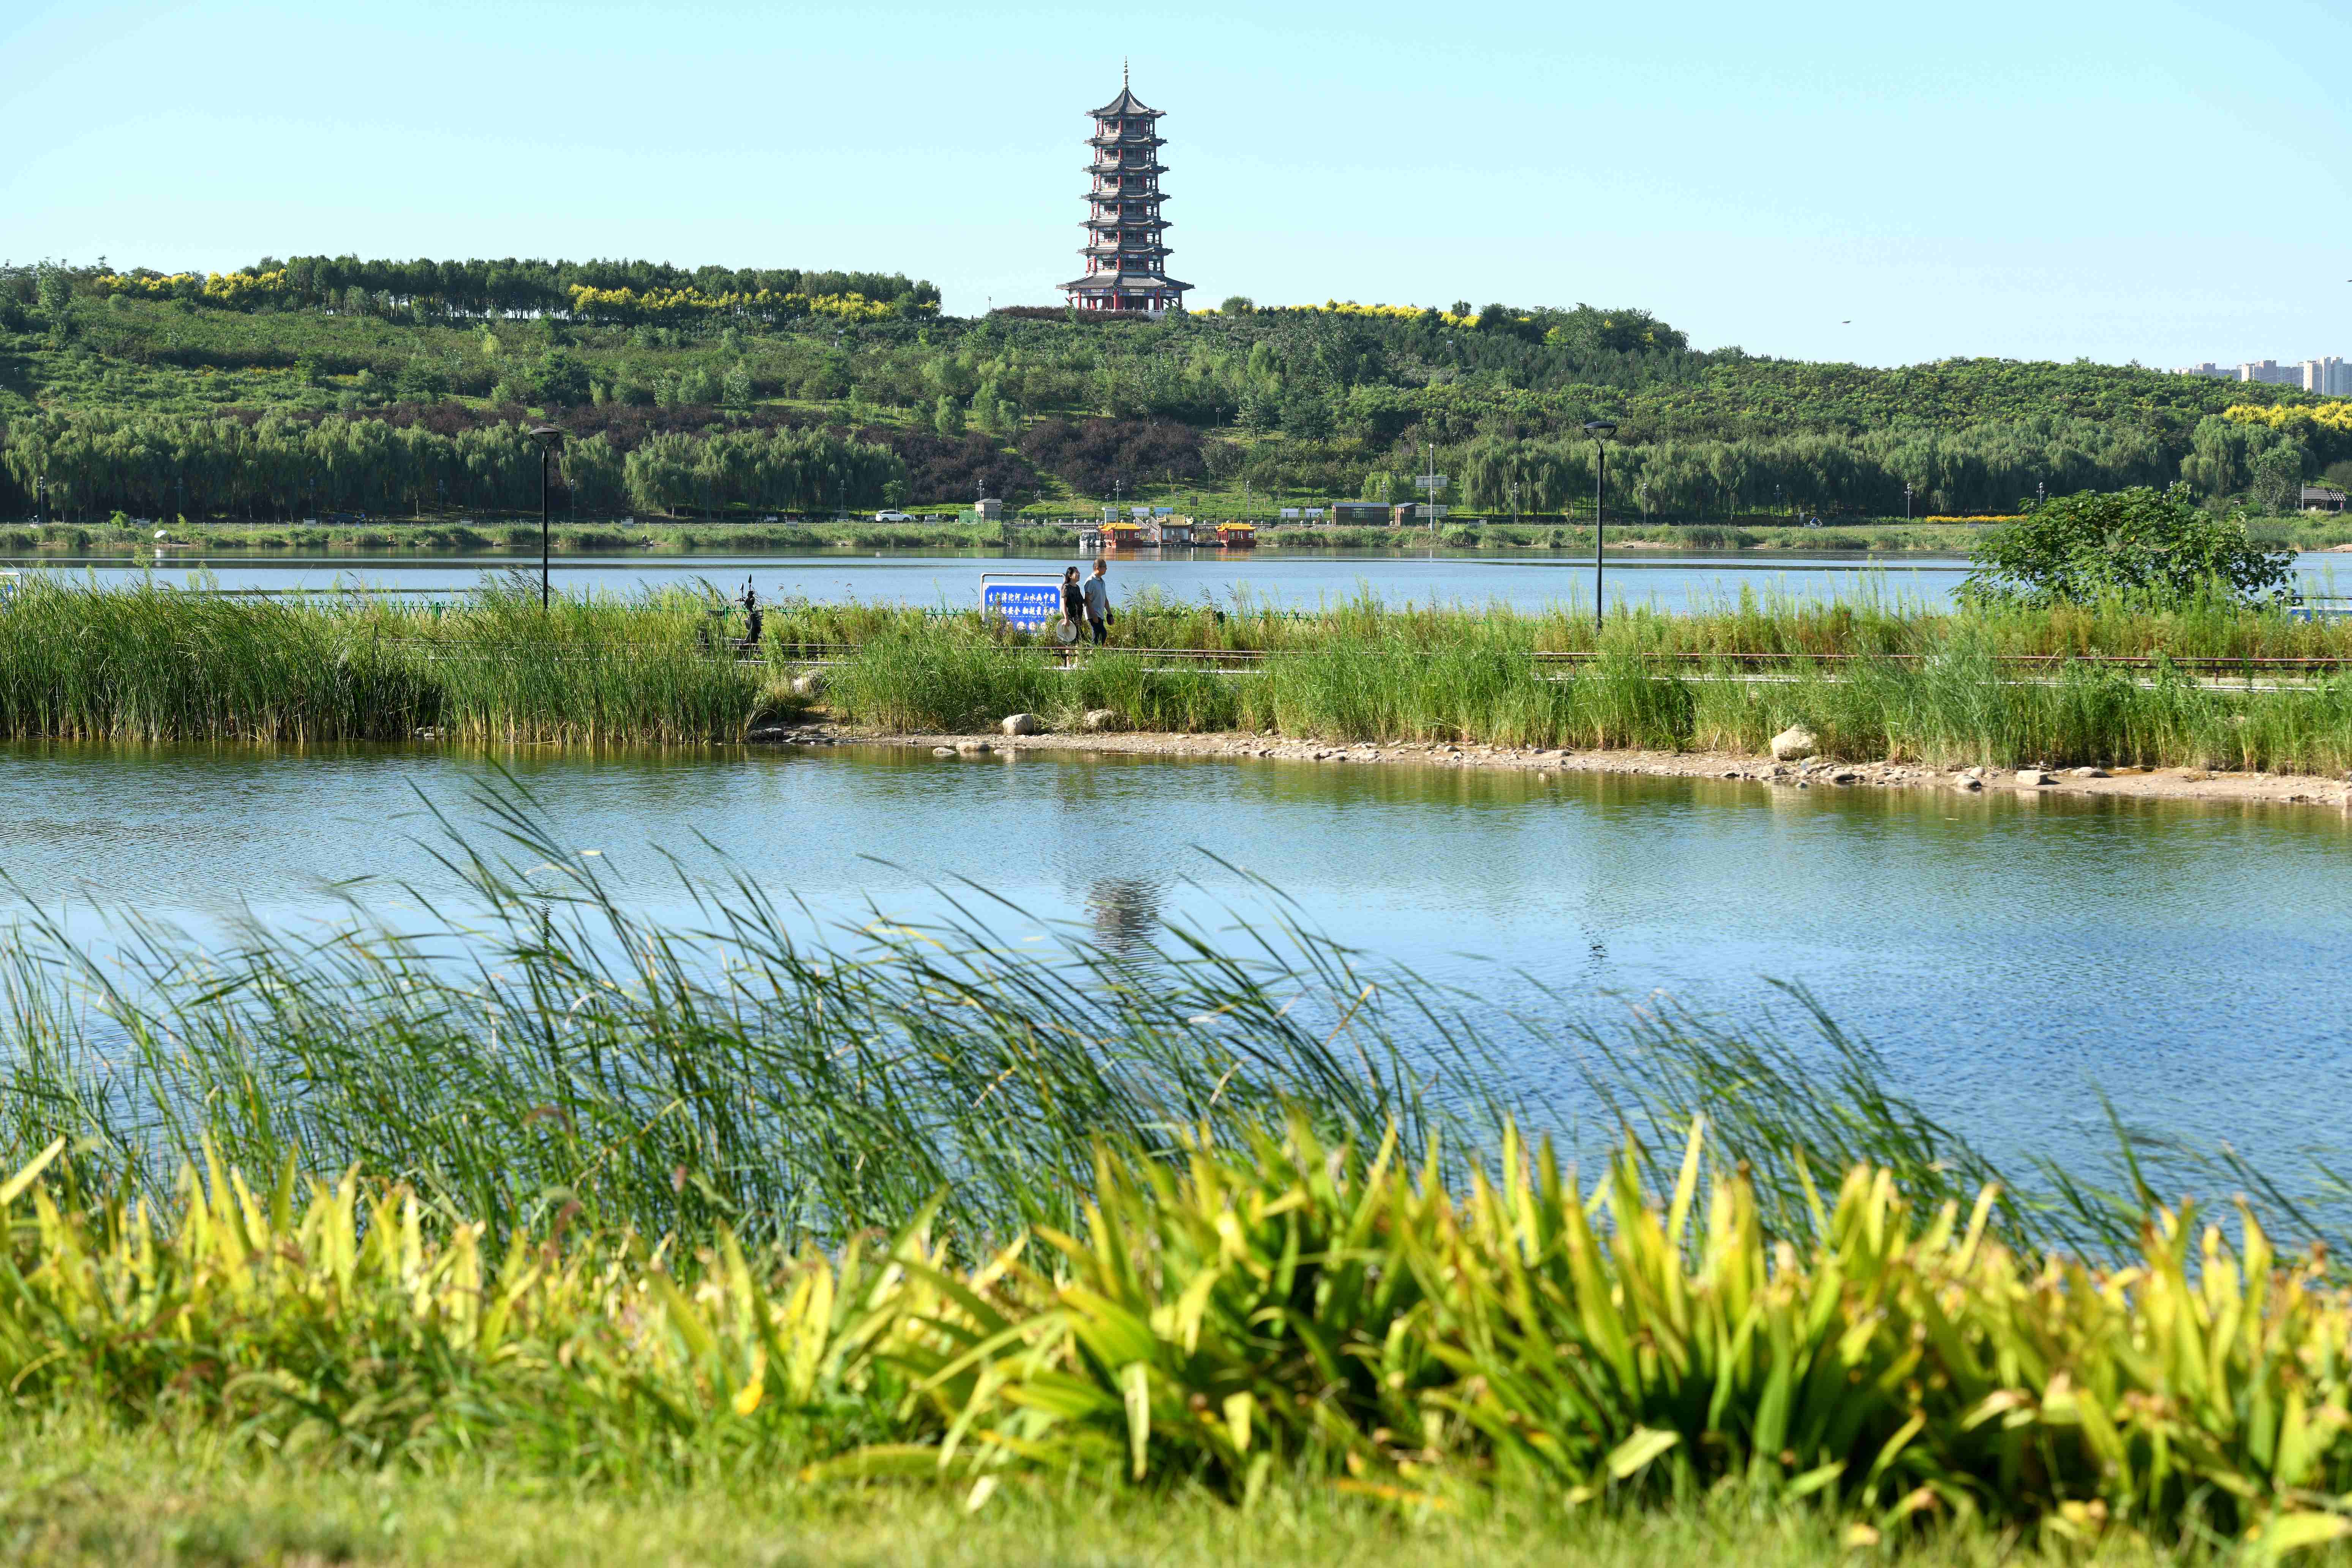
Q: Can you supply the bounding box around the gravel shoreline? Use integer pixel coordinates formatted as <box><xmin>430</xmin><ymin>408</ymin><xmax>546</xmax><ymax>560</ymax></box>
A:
<box><xmin>751</xmin><ymin>721</ymin><xmax>2352</xmax><ymax>809</ymax></box>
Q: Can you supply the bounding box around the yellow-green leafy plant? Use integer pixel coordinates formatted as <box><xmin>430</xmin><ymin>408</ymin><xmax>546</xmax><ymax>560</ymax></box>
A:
<box><xmin>10</xmin><ymin>1118</ymin><xmax>2352</xmax><ymax>1551</ymax></box>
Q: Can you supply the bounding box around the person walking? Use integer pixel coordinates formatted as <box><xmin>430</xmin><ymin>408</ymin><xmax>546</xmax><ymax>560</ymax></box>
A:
<box><xmin>1081</xmin><ymin>556</ymin><xmax>1111</xmax><ymax>646</ymax></box>
<box><xmin>1057</xmin><ymin>566</ymin><xmax>1085</xmax><ymax>663</ymax></box>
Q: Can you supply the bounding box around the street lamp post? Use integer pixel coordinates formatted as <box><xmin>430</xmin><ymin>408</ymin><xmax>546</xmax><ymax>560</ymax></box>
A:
<box><xmin>1904</xmin><ymin>483</ymin><xmax>1913</xmax><ymax>521</ymax></box>
<box><xmin>526</xmin><ymin>425</ymin><xmax>566</xmax><ymax>609</ymax></box>
<box><xmin>1582</xmin><ymin>420</ymin><xmax>1618</xmax><ymax>630</ymax></box>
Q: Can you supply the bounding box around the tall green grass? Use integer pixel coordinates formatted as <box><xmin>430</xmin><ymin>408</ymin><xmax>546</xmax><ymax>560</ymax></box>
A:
<box><xmin>817</xmin><ymin>589</ymin><xmax>2352</xmax><ymax>771</ymax></box>
<box><xmin>0</xmin><ymin>786</ymin><xmax>1493</xmax><ymax>1246</ymax></box>
<box><xmin>6</xmin><ymin>579</ymin><xmax>2352</xmax><ymax>768</ymax></box>
<box><xmin>0</xmin><ymin>576</ymin><xmax>784</xmax><ymax>743</ymax></box>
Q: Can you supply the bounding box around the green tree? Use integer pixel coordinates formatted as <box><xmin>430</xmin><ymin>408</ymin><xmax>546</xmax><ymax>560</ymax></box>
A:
<box><xmin>722</xmin><ymin>362</ymin><xmax>754</xmax><ymax>414</ymax></box>
<box><xmin>1279</xmin><ymin>387</ymin><xmax>1333</xmax><ymax>441</ymax></box>
<box><xmin>1959</xmin><ymin>486</ymin><xmax>2294</xmax><ymax>607</ymax></box>
<box><xmin>523</xmin><ymin>350</ymin><xmax>590</xmax><ymax>406</ymax></box>
<box><xmin>396</xmin><ymin>355</ymin><xmax>450</xmax><ymax>401</ymax></box>
<box><xmin>1236</xmin><ymin>385</ymin><xmax>1280</xmax><ymax>436</ymax></box>
<box><xmin>35</xmin><ymin>263</ymin><xmax>72</xmax><ymax>323</ymax></box>
<box><xmin>2248</xmin><ymin>443</ymin><xmax>2306</xmax><ymax>513</ymax></box>
<box><xmin>933</xmin><ymin>395</ymin><xmax>966</xmax><ymax>438</ymax></box>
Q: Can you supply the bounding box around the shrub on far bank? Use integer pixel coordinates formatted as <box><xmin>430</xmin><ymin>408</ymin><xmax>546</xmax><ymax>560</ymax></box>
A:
<box><xmin>1960</xmin><ymin>487</ymin><xmax>2295</xmax><ymax>609</ymax></box>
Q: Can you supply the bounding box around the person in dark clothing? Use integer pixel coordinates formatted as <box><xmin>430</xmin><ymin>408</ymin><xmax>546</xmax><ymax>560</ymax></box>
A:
<box><xmin>1081</xmin><ymin>557</ymin><xmax>1111</xmax><ymax>645</ymax></box>
<box><xmin>1057</xmin><ymin>566</ymin><xmax>1085</xmax><ymax>662</ymax></box>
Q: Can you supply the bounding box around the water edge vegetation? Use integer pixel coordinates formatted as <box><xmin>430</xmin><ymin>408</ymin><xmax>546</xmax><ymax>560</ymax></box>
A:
<box><xmin>7</xmin><ymin>578</ymin><xmax>2352</xmax><ymax>774</ymax></box>
<box><xmin>5</xmin><ymin>805</ymin><xmax>2352</xmax><ymax>1559</ymax></box>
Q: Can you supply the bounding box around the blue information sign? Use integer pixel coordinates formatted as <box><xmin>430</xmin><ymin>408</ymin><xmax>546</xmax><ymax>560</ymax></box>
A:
<box><xmin>982</xmin><ymin>582</ymin><xmax>1065</xmax><ymax>630</ymax></box>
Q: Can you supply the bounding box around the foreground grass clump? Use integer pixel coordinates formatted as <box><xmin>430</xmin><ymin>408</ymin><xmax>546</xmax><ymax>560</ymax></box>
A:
<box><xmin>2</xmin><ymin>789</ymin><xmax>1467</xmax><ymax>1244</ymax></box>
<box><xmin>9</xmin><ymin>1121</ymin><xmax>2352</xmax><ymax>1553</ymax></box>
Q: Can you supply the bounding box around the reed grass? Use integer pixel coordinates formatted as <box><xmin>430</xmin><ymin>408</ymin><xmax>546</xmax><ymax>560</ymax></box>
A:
<box><xmin>6</xmin><ymin>577</ymin><xmax>2352</xmax><ymax>769</ymax></box>
<box><xmin>816</xmin><ymin>588</ymin><xmax>2352</xmax><ymax>773</ymax></box>
<box><xmin>0</xmin><ymin>575</ymin><xmax>784</xmax><ymax>743</ymax></box>
<box><xmin>0</xmin><ymin>784</ymin><xmax>1493</xmax><ymax>1247</ymax></box>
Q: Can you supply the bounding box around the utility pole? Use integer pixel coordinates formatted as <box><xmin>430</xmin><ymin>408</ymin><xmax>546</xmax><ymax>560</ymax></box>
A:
<box><xmin>527</xmin><ymin>425</ymin><xmax>565</xmax><ymax>609</ymax></box>
<box><xmin>1582</xmin><ymin>420</ymin><xmax>1618</xmax><ymax>630</ymax></box>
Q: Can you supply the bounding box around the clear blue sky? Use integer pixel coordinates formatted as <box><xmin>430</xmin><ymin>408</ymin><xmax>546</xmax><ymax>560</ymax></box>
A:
<box><xmin>5</xmin><ymin>0</ymin><xmax>2346</xmax><ymax>369</ymax></box>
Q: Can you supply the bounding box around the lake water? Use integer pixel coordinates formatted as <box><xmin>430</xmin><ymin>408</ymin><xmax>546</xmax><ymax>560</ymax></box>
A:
<box><xmin>2</xmin><ymin>739</ymin><xmax>2344</xmax><ymax>1181</ymax></box>
<box><xmin>17</xmin><ymin>547</ymin><xmax>2349</xmax><ymax>615</ymax></box>
<box><xmin>5</xmin><ymin>547</ymin><xmax>1977</xmax><ymax>613</ymax></box>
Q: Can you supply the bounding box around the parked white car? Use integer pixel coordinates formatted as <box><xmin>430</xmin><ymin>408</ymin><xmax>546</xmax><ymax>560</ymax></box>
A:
<box><xmin>873</xmin><ymin>510</ymin><xmax>914</xmax><ymax>522</ymax></box>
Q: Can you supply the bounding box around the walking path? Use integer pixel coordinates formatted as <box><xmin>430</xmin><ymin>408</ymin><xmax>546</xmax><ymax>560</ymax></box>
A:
<box><xmin>755</xmin><ymin>721</ymin><xmax>2352</xmax><ymax>810</ymax></box>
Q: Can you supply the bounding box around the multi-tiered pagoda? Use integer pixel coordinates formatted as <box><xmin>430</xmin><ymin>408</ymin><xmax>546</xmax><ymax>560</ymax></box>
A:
<box><xmin>1062</xmin><ymin>68</ymin><xmax>1190</xmax><ymax>315</ymax></box>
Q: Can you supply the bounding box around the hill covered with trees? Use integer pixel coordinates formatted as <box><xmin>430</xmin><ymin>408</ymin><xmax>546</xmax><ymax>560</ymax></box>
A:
<box><xmin>0</xmin><ymin>256</ymin><xmax>2341</xmax><ymax>523</ymax></box>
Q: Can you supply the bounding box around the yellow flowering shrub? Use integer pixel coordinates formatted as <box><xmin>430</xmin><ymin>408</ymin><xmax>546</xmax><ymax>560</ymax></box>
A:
<box><xmin>1190</xmin><ymin>300</ymin><xmax>1493</xmax><ymax>328</ymax></box>
<box><xmin>96</xmin><ymin>269</ymin><xmax>292</xmax><ymax>307</ymax></box>
<box><xmin>90</xmin><ymin>270</ymin><xmax>929</xmax><ymax>326</ymax></box>
<box><xmin>564</xmin><ymin>285</ymin><xmax>925</xmax><ymax>325</ymax></box>
<box><xmin>2223</xmin><ymin>401</ymin><xmax>2352</xmax><ymax>436</ymax></box>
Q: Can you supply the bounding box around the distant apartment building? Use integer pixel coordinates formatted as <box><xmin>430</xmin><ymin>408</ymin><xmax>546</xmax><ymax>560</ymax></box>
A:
<box><xmin>2170</xmin><ymin>357</ymin><xmax>2352</xmax><ymax>393</ymax></box>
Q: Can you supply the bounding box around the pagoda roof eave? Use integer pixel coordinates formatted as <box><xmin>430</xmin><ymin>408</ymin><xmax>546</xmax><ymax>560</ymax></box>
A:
<box><xmin>1061</xmin><ymin>274</ymin><xmax>1192</xmax><ymax>292</ymax></box>
<box><xmin>1088</xmin><ymin>87</ymin><xmax>1160</xmax><ymax>117</ymax></box>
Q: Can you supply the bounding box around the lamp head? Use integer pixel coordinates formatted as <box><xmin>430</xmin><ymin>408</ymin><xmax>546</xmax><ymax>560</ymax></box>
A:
<box><xmin>526</xmin><ymin>424</ymin><xmax>567</xmax><ymax>449</ymax></box>
<box><xmin>1582</xmin><ymin>419</ymin><xmax>1619</xmax><ymax>439</ymax></box>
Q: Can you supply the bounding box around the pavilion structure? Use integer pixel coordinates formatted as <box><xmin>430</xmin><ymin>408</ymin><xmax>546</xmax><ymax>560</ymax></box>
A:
<box><xmin>1061</xmin><ymin>66</ymin><xmax>1190</xmax><ymax>315</ymax></box>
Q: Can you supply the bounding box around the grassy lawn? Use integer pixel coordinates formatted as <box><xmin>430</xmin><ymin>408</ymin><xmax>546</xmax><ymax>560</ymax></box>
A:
<box><xmin>1</xmin><ymin>1416</ymin><xmax>2221</xmax><ymax>1568</ymax></box>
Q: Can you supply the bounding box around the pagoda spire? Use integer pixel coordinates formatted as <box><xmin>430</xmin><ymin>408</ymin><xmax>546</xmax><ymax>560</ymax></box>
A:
<box><xmin>1061</xmin><ymin>70</ymin><xmax>1190</xmax><ymax>315</ymax></box>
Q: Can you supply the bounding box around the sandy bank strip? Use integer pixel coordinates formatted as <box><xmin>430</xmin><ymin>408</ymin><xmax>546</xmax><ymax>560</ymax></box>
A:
<box><xmin>754</xmin><ymin>722</ymin><xmax>2352</xmax><ymax>810</ymax></box>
